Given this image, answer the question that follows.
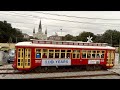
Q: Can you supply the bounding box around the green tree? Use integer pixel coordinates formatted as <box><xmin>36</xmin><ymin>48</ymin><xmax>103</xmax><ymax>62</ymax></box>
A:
<box><xmin>77</xmin><ymin>31</ymin><xmax>96</xmax><ymax>42</ymax></box>
<box><xmin>102</xmin><ymin>30</ymin><xmax>120</xmax><ymax>46</ymax></box>
<box><xmin>63</xmin><ymin>34</ymin><xmax>74</xmax><ymax>41</ymax></box>
<box><xmin>94</xmin><ymin>34</ymin><xmax>103</xmax><ymax>43</ymax></box>
<box><xmin>0</xmin><ymin>20</ymin><xmax>25</xmax><ymax>43</ymax></box>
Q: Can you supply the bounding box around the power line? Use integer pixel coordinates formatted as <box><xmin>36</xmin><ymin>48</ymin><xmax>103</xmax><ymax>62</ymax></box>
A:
<box><xmin>1</xmin><ymin>13</ymin><xmax>119</xmax><ymax>36</ymax></box>
<box><xmin>6</xmin><ymin>12</ymin><xmax>120</xmax><ymax>25</ymax></box>
<box><xmin>1</xmin><ymin>12</ymin><xmax>120</xmax><ymax>33</ymax></box>
<box><xmin>32</xmin><ymin>11</ymin><xmax>120</xmax><ymax>21</ymax></box>
<box><xmin>0</xmin><ymin>18</ymin><xmax>120</xmax><ymax>33</ymax></box>
<box><xmin>8</xmin><ymin>21</ymin><xmax>120</xmax><ymax>31</ymax></box>
<box><xmin>0</xmin><ymin>13</ymin><xmax>36</xmax><ymax>21</ymax></box>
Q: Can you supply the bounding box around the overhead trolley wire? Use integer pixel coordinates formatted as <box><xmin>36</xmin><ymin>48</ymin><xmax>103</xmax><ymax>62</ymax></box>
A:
<box><xmin>6</xmin><ymin>11</ymin><xmax>120</xmax><ymax>25</ymax></box>
<box><xmin>0</xmin><ymin>12</ymin><xmax>120</xmax><ymax>33</ymax></box>
<box><xmin>32</xmin><ymin>11</ymin><xmax>120</xmax><ymax>21</ymax></box>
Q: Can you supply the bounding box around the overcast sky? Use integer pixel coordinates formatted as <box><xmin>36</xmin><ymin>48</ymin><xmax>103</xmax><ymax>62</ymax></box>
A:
<box><xmin>1</xmin><ymin>11</ymin><xmax>120</xmax><ymax>37</ymax></box>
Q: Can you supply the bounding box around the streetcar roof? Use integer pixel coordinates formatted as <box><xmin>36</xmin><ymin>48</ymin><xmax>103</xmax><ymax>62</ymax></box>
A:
<box><xmin>15</xmin><ymin>42</ymin><xmax>115</xmax><ymax>50</ymax></box>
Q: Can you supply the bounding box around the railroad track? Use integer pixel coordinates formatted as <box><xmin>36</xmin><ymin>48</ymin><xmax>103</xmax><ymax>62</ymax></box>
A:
<box><xmin>0</xmin><ymin>70</ymin><xmax>106</xmax><ymax>74</ymax></box>
<box><xmin>0</xmin><ymin>70</ymin><xmax>24</xmax><ymax>74</ymax></box>
<box><xmin>37</xmin><ymin>73</ymin><xmax>120</xmax><ymax>79</ymax></box>
<box><xmin>0</xmin><ymin>68</ymin><xmax>14</xmax><ymax>70</ymax></box>
<box><xmin>23</xmin><ymin>71</ymin><xmax>120</xmax><ymax>79</ymax></box>
<box><xmin>0</xmin><ymin>64</ymin><xmax>120</xmax><ymax>79</ymax></box>
<box><xmin>0</xmin><ymin>69</ymin><xmax>120</xmax><ymax>79</ymax></box>
<box><xmin>0</xmin><ymin>67</ymin><xmax>117</xmax><ymax>75</ymax></box>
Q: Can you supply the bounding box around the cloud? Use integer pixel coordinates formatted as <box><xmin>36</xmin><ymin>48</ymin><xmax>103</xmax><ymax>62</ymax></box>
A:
<box><xmin>1</xmin><ymin>11</ymin><xmax>120</xmax><ymax>37</ymax></box>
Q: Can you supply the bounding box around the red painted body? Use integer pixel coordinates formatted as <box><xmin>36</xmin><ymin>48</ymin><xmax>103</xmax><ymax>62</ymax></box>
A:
<box><xmin>12</xmin><ymin>40</ymin><xmax>116</xmax><ymax>71</ymax></box>
<box><xmin>12</xmin><ymin>45</ymin><xmax>115</xmax><ymax>71</ymax></box>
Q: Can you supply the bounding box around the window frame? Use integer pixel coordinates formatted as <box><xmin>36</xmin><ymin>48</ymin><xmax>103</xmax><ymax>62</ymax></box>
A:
<box><xmin>72</xmin><ymin>49</ymin><xmax>80</xmax><ymax>59</ymax></box>
<box><xmin>35</xmin><ymin>48</ymin><xmax>42</xmax><ymax>59</ymax></box>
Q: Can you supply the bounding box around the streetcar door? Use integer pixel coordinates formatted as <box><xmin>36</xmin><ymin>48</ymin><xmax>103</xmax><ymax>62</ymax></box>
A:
<box><xmin>107</xmin><ymin>50</ymin><xmax>114</xmax><ymax>66</ymax></box>
<box><xmin>17</xmin><ymin>48</ymin><xmax>31</xmax><ymax>68</ymax></box>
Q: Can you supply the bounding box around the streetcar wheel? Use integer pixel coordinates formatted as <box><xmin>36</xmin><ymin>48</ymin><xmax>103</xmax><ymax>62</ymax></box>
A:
<box><xmin>94</xmin><ymin>65</ymin><xmax>102</xmax><ymax>70</ymax></box>
<box><xmin>86</xmin><ymin>65</ymin><xmax>94</xmax><ymax>71</ymax></box>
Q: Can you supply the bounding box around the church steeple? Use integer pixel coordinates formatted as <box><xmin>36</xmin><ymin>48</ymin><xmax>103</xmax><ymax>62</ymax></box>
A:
<box><xmin>38</xmin><ymin>20</ymin><xmax>42</xmax><ymax>32</ymax></box>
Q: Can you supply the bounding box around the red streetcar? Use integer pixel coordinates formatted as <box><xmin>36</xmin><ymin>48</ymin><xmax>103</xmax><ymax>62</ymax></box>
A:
<box><xmin>12</xmin><ymin>39</ymin><xmax>115</xmax><ymax>71</ymax></box>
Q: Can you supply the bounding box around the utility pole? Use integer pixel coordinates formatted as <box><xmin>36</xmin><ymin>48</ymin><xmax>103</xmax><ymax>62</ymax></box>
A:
<box><xmin>118</xmin><ymin>39</ymin><xmax>120</xmax><ymax>64</ymax></box>
<box><xmin>9</xmin><ymin>37</ymin><xmax>12</xmax><ymax>49</ymax></box>
<box><xmin>111</xmin><ymin>35</ymin><xmax>112</xmax><ymax>46</ymax></box>
<box><xmin>111</xmin><ymin>33</ymin><xmax>112</xmax><ymax>46</ymax></box>
<box><xmin>60</xmin><ymin>28</ymin><xmax>62</xmax><ymax>41</ymax></box>
<box><xmin>16</xmin><ymin>37</ymin><xmax>17</xmax><ymax>43</ymax></box>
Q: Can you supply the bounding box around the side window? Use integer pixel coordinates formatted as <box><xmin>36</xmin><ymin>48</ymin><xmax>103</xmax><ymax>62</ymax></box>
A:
<box><xmin>77</xmin><ymin>50</ymin><xmax>80</xmax><ymax>58</ymax></box>
<box><xmin>61</xmin><ymin>50</ymin><xmax>65</xmax><ymax>58</ymax></box>
<box><xmin>42</xmin><ymin>53</ymin><xmax>47</xmax><ymax>58</ymax></box>
<box><xmin>91</xmin><ymin>50</ymin><xmax>96</xmax><ymax>58</ymax></box>
<box><xmin>36</xmin><ymin>49</ymin><xmax>41</xmax><ymax>58</ymax></box>
<box><xmin>87</xmin><ymin>50</ymin><xmax>91</xmax><ymax>58</ymax></box>
<box><xmin>96</xmin><ymin>51</ymin><xmax>100</xmax><ymax>58</ymax></box>
<box><xmin>73</xmin><ymin>50</ymin><xmax>76</xmax><ymax>58</ymax></box>
<box><xmin>55</xmin><ymin>50</ymin><xmax>60</xmax><ymax>58</ymax></box>
<box><xmin>66</xmin><ymin>50</ymin><xmax>71</xmax><ymax>58</ymax></box>
<box><xmin>49</xmin><ymin>50</ymin><xmax>54</xmax><ymax>58</ymax></box>
<box><xmin>101</xmin><ymin>51</ymin><xmax>105</xmax><ymax>58</ymax></box>
<box><xmin>82</xmin><ymin>50</ymin><xmax>87</xmax><ymax>58</ymax></box>
<box><xmin>72</xmin><ymin>50</ymin><xmax>80</xmax><ymax>59</ymax></box>
<box><xmin>42</xmin><ymin>49</ymin><xmax>48</xmax><ymax>58</ymax></box>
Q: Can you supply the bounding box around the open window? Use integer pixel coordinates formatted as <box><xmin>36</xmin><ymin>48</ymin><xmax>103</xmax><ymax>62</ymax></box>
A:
<box><xmin>35</xmin><ymin>49</ymin><xmax>41</xmax><ymax>58</ymax></box>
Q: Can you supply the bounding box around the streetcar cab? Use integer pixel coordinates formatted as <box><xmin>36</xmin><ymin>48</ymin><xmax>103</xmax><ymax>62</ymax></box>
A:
<box><xmin>12</xmin><ymin>42</ymin><xmax>32</xmax><ymax>71</ymax></box>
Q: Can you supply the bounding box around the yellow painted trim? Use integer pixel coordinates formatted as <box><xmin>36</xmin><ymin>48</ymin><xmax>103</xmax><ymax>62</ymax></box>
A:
<box><xmin>35</xmin><ymin>48</ymin><xmax>42</xmax><ymax>59</ymax></box>
<box><xmin>106</xmin><ymin>64</ymin><xmax>109</xmax><ymax>66</ymax></box>
<box><xmin>17</xmin><ymin>48</ymin><xmax>31</xmax><ymax>69</ymax></box>
<box><xmin>110</xmin><ymin>64</ymin><xmax>113</xmax><ymax>66</ymax></box>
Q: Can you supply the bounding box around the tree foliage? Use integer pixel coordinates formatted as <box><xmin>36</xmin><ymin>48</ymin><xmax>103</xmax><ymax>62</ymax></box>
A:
<box><xmin>0</xmin><ymin>20</ymin><xmax>28</xmax><ymax>43</ymax></box>
<box><xmin>77</xmin><ymin>31</ymin><xmax>96</xmax><ymax>42</ymax></box>
<box><xmin>1</xmin><ymin>20</ymin><xmax>120</xmax><ymax>47</ymax></box>
<box><xmin>102</xmin><ymin>30</ymin><xmax>120</xmax><ymax>46</ymax></box>
<box><xmin>63</xmin><ymin>30</ymin><xmax>120</xmax><ymax>46</ymax></box>
<box><xmin>63</xmin><ymin>34</ymin><xmax>75</xmax><ymax>41</ymax></box>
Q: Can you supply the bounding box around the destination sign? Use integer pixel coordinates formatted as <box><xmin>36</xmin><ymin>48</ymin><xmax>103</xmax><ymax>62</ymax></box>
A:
<box><xmin>41</xmin><ymin>59</ymin><xmax>71</xmax><ymax>66</ymax></box>
<box><xmin>88</xmin><ymin>60</ymin><xmax>100</xmax><ymax>64</ymax></box>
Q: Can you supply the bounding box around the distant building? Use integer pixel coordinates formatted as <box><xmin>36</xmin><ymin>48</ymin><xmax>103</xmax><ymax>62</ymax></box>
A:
<box><xmin>48</xmin><ymin>33</ymin><xmax>62</xmax><ymax>41</ymax></box>
<box><xmin>33</xmin><ymin>20</ymin><xmax>47</xmax><ymax>40</ymax></box>
<box><xmin>29</xmin><ymin>36</ymin><xmax>34</xmax><ymax>39</ymax></box>
<box><xmin>23</xmin><ymin>33</ymin><xmax>30</xmax><ymax>39</ymax></box>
